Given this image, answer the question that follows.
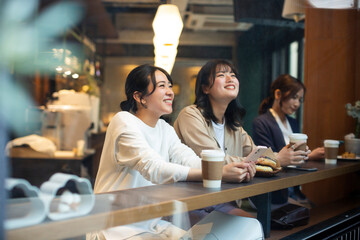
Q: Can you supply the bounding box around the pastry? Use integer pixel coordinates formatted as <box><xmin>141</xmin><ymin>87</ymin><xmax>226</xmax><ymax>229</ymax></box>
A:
<box><xmin>341</xmin><ymin>152</ymin><xmax>356</xmax><ymax>159</ymax></box>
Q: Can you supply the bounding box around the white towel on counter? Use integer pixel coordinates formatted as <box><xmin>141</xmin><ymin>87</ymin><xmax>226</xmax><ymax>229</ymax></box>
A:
<box><xmin>5</xmin><ymin>134</ymin><xmax>56</xmax><ymax>156</ymax></box>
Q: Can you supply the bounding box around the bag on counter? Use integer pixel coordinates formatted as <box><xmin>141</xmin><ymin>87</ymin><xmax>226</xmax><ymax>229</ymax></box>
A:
<box><xmin>271</xmin><ymin>203</ymin><xmax>310</xmax><ymax>230</ymax></box>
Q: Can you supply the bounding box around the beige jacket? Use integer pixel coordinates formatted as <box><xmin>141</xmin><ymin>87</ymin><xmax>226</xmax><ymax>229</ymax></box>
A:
<box><xmin>174</xmin><ymin>105</ymin><xmax>256</xmax><ymax>163</ymax></box>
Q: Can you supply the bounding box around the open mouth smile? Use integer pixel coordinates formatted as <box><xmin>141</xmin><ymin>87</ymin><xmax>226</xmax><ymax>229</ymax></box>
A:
<box><xmin>164</xmin><ymin>99</ymin><xmax>173</xmax><ymax>104</ymax></box>
<box><xmin>224</xmin><ymin>85</ymin><xmax>236</xmax><ymax>89</ymax></box>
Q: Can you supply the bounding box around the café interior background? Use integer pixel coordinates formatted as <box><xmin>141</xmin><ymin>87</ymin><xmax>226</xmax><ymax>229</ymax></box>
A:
<box><xmin>1</xmin><ymin>0</ymin><xmax>311</xmax><ymax>138</ymax></box>
<box><xmin>0</xmin><ymin>0</ymin><xmax>359</xmax><ymax>237</ymax></box>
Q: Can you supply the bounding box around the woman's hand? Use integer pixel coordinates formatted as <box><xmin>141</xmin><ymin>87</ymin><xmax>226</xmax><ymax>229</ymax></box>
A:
<box><xmin>277</xmin><ymin>142</ymin><xmax>311</xmax><ymax>166</ymax></box>
<box><xmin>222</xmin><ymin>161</ymin><xmax>256</xmax><ymax>183</ymax></box>
<box><xmin>308</xmin><ymin>147</ymin><xmax>325</xmax><ymax>160</ymax></box>
<box><xmin>245</xmin><ymin>161</ymin><xmax>256</xmax><ymax>182</ymax></box>
<box><xmin>187</xmin><ymin>161</ymin><xmax>256</xmax><ymax>182</ymax></box>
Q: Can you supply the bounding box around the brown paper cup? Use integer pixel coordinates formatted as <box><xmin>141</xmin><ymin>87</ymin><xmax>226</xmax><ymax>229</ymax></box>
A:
<box><xmin>289</xmin><ymin>133</ymin><xmax>308</xmax><ymax>151</ymax></box>
<box><xmin>324</xmin><ymin>140</ymin><xmax>339</xmax><ymax>164</ymax></box>
<box><xmin>201</xmin><ymin>150</ymin><xmax>224</xmax><ymax>188</ymax></box>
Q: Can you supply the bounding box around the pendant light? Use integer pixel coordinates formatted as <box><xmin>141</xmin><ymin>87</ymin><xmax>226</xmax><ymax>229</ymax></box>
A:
<box><xmin>152</xmin><ymin>4</ymin><xmax>183</xmax><ymax>74</ymax></box>
<box><xmin>282</xmin><ymin>0</ymin><xmax>306</xmax><ymax>22</ymax></box>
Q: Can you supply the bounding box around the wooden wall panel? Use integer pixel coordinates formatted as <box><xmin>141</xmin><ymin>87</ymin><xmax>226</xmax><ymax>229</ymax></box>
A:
<box><xmin>303</xmin><ymin>8</ymin><xmax>357</xmax><ymax>148</ymax></box>
<box><xmin>302</xmin><ymin>8</ymin><xmax>360</xmax><ymax>205</ymax></box>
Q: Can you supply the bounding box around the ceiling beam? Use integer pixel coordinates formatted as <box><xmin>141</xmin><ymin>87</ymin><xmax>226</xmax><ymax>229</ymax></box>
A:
<box><xmin>188</xmin><ymin>0</ymin><xmax>233</xmax><ymax>5</ymax></box>
<box><xmin>96</xmin><ymin>30</ymin><xmax>236</xmax><ymax>46</ymax></box>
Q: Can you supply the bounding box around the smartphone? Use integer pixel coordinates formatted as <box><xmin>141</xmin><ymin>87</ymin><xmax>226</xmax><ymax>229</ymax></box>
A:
<box><xmin>285</xmin><ymin>165</ymin><xmax>318</xmax><ymax>172</ymax></box>
<box><xmin>244</xmin><ymin>146</ymin><xmax>268</xmax><ymax>163</ymax></box>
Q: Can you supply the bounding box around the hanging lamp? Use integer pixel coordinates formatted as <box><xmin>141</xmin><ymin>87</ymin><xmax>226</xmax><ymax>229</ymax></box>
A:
<box><xmin>152</xmin><ymin>4</ymin><xmax>183</xmax><ymax>74</ymax></box>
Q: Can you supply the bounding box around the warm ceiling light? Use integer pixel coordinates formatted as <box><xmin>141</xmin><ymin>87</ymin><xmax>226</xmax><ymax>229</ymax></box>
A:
<box><xmin>282</xmin><ymin>0</ymin><xmax>306</xmax><ymax>22</ymax></box>
<box><xmin>72</xmin><ymin>73</ymin><xmax>79</xmax><ymax>79</ymax></box>
<box><xmin>155</xmin><ymin>55</ymin><xmax>176</xmax><ymax>74</ymax></box>
<box><xmin>152</xmin><ymin>4</ymin><xmax>183</xmax><ymax>44</ymax></box>
<box><xmin>56</xmin><ymin>66</ymin><xmax>63</xmax><ymax>72</ymax></box>
<box><xmin>152</xmin><ymin>4</ymin><xmax>183</xmax><ymax>74</ymax></box>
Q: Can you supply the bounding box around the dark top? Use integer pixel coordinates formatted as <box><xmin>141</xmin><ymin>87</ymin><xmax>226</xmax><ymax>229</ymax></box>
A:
<box><xmin>252</xmin><ymin>110</ymin><xmax>300</xmax><ymax>152</ymax></box>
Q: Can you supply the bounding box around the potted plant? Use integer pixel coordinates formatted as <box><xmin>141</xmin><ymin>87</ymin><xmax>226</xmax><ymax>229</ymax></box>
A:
<box><xmin>345</xmin><ymin>101</ymin><xmax>360</xmax><ymax>155</ymax></box>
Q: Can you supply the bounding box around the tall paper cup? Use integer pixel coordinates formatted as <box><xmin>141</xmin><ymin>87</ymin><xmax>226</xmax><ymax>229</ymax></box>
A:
<box><xmin>201</xmin><ymin>150</ymin><xmax>225</xmax><ymax>188</ymax></box>
<box><xmin>324</xmin><ymin>140</ymin><xmax>339</xmax><ymax>164</ymax></box>
<box><xmin>289</xmin><ymin>133</ymin><xmax>308</xmax><ymax>151</ymax></box>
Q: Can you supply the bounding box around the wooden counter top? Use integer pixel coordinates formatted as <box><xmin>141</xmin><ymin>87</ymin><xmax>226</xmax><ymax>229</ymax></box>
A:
<box><xmin>6</xmin><ymin>160</ymin><xmax>360</xmax><ymax>240</ymax></box>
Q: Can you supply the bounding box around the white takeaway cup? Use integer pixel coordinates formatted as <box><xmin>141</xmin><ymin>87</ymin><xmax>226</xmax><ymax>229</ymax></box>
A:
<box><xmin>200</xmin><ymin>150</ymin><xmax>225</xmax><ymax>188</ymax></box>
<box><xmin>324</xmin><ymin>140</ymin><xmax>340</xmax><ymax>164</ymax></box>
<box><xmin>289</xmin><ymin>133</ymin><xmax>308</xmax><ymax>151</ymax></box>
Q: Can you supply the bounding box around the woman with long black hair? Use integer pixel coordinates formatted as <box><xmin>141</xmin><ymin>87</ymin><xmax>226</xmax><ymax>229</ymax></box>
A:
<box><xmin>174</xmin><ymin>60</ymin><xmax>306</xmax><ymax>173</ymax></box>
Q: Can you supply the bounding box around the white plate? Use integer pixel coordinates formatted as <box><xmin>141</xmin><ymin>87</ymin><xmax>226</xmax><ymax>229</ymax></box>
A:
<box><xmin>337</xmin><ymin>155</ymin><xmax>360</xmax><ymax>160</ymax></box>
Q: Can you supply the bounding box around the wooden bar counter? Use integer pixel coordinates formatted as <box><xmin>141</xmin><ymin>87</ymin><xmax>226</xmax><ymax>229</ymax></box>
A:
<box><xmin>6</xmin><ymin>160</ymin><xmax>360</xmax><ymax>239</ymax></box>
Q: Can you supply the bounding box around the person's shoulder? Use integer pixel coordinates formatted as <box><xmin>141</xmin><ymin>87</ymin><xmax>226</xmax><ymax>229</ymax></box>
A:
<box><xmin>111</xmin><ymin>111</ymin><xmax>133</xmax><ymax>123</ymax></box>
<box><xmin>178</xmin><ymin>105</ymin><xmax>198</xmax><ymax>115</ymax></box>
<box><xmin>157</xmin><ymin>119</ymin><xmax>179</xmax><ymax>138</ymax></box>
<box><xmin>179</xmin><ymin>105</ymin><xmax>204</xmax><ymax>118</ymax></box>
<box><xmin>176</xmin><ymin>105</ymin><xmax>206</xmax><ymax>126</ymax></box>
<box><xmin>108</xmin><ymin>111</ymin><xmax>138</xmax><ymax>130</ymax></box>
<box><xmin>157</xmin><ymin>118</ymin><xmax>172</xmax><ymax>129</ymax></box>
<box><xmin>253</xmin><ymin>111</ymin><xmax>270</xmax><ymax>123</ymax></box>
<box><xmin>253</xmin><ymin>111</ymin><xmax>275</xmax><ymax>131</ymax></box>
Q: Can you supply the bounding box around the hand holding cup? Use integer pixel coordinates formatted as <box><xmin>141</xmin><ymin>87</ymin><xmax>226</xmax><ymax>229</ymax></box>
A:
<box><xmin>277</xmin><ymin>134</ymin><xmax>310</xmax><ymax>166</ymax></box>
<box><xmin>289</xmin><ymin>133</ymin><xmax>308</xmax><ymax>151</ymax></box>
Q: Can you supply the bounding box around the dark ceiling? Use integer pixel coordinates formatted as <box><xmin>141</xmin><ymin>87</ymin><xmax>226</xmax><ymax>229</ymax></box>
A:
<box><xmin>66</xmin><ymin>0</ymin><xmax>305</xmax><ymax>59</ymax></box>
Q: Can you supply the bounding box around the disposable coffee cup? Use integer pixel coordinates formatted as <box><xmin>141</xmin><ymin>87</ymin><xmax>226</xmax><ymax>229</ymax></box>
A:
<box><xmin>324</xmin><ymin>140</ymin><xmax>339</xmax><ymax>164</ymax></box>
<box><xmin>289</xmin><ymin>133</ymin><xmax>308</xmax><ymax>151</ymax></box>
<box><xmin>200</xmin><ymin>150</ymin><xmax>225</xmax><ymax>188</ymax></box>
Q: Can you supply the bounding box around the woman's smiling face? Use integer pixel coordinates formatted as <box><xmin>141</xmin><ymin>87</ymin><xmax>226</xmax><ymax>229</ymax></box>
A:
<box><xmin>203</xmin><ymin>64</ymin><xmax>239</xmax><ymax>104</ymax></box>
<box><xmin>142</xmin><ymin>70</ymin><xmax>174</xmax><ymax>117</ymax></box>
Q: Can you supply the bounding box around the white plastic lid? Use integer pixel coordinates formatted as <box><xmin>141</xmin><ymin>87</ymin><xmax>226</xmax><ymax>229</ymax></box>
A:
<box><xmin>289</xmin><ymin>133</ymin><xmax>308</xmax><ymax>140</ymax></box>
<box><xmin>324</xmin><ymin>140</ymin><xmax>339</xmax><ymax>147</ymax></box>
<box><xmin>200</xmin><ymin>149</ymin><xmax>225</xmax><ymax>159</ymax></box>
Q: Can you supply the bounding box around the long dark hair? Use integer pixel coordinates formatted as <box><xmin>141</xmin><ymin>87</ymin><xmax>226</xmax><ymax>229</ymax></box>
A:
<box><xmin>194</xmin><ymin>59</ymin><xmax>246</xmax><ymax>131</ymax></box>
<box><xmin>120</xmin><ymin>64</ymin><xmax>172</xmax><ymax>113</ymax></box>
<box><xmin>258</xmin><ymin>74</ymin><xmax>306</xmax><ymax>115</ymax></box>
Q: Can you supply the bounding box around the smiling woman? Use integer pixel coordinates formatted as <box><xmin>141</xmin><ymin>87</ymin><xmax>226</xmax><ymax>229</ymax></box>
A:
<box><xmin>174</xmin><ymin>59</ymin><xmax>258</xmax><ymax>164</ymax></box>
<box><xmin>174</xmin><ymin>59</ymin><xmax>258</xmax><ymax>218</ymax></box>
<box><xmin>173</xmin><ymin>60</ymin><xmax>312</xmax><ymax>214</ymax></box>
